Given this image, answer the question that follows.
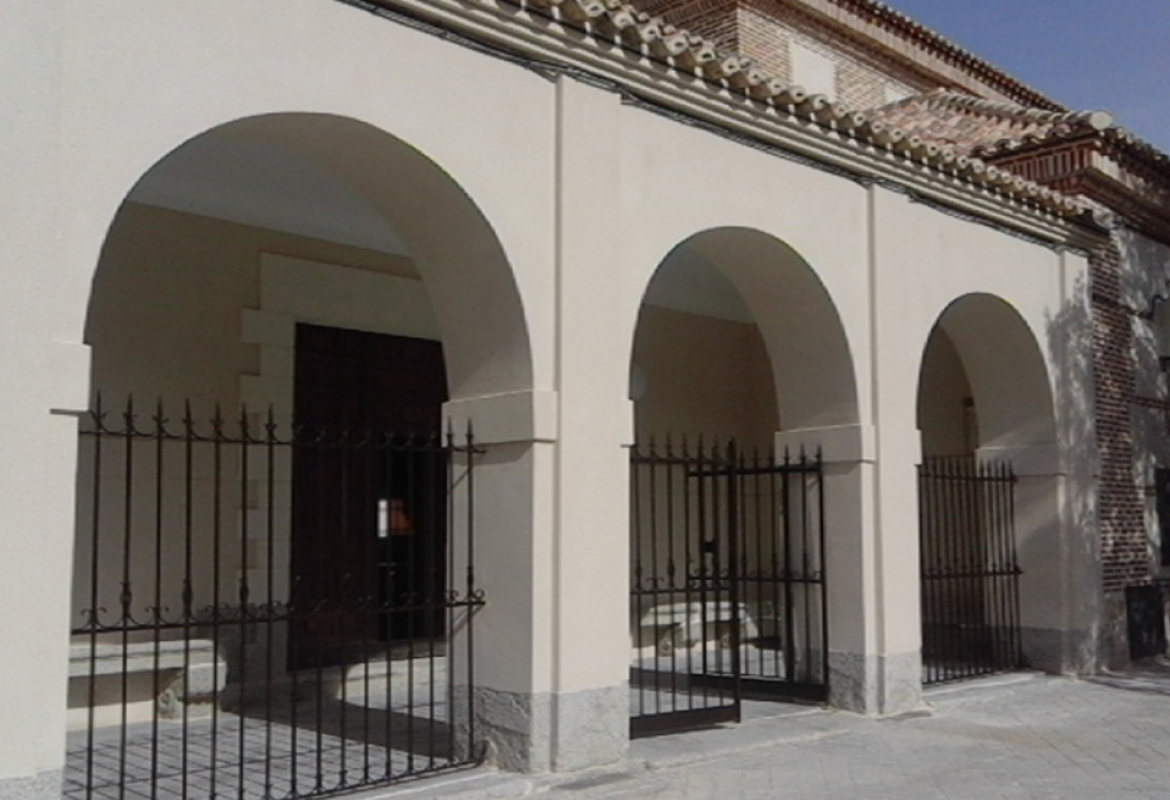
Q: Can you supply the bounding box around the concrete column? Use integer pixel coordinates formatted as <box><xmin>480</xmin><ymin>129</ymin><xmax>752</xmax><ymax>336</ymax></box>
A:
<box><xmin>0</xmin><ymin>4</ymin><xmax>79</xmax><ymax>798</ymax></box>
<box><xmin>861</xmin><ymin>186</ymin><xmax>930</xmax><ymax>714</ymax></box>
<box><xmin>774</xmin><ymin>423</ymin><xmax>919</xmax><ymax>714</ymax></box>
<box><xmin>442</xmin><ymin>75</ymin><xmax>631</xmax><ymax>774</ymax></box>
<box><xmin>543</xmin><ymin>75</ymin><xmax>630</xmax><ymax>771</ymax></box>
<box><xmin>442</xmin><ymin>390</ymin><xmax>558</xmax><ymax>771</ymax></box>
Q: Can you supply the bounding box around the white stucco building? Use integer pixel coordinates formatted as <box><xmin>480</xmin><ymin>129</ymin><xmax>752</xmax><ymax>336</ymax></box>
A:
<box><xmin>2</xmin><ymin>1</ymin><xmax>1167</xmax><ymax>799</ymax></box>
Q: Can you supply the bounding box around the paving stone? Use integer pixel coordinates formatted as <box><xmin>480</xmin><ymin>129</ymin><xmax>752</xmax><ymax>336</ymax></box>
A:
<box><xmin>527</xmin><ymin>660</ymin><xmax>1170</xmax><ymax>800</ymax></box>
<box><xmin>65</xmin><ymin>660</ymin><xmax>1170</xmax><ymax>800</ymax></box>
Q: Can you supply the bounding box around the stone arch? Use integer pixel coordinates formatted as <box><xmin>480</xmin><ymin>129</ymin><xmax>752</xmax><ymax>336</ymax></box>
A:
<box><xmin>630</xmin><ymin>226</ymin><xmax>859</xmax><ymax>436</ymax></box>
<box><xmin>84</xmin><ymin>112</ymin><xmax>533</xmax><ymax>403</ymax></box>
<box><xmin>918</xmin><ymin>292</ymin><xmax>1056</xmax><ymax>457</ymax></box>
<box><xmin>71</xmin><ymin>111</ymin><xmax>543</xmax><ymax>772</ymax></box>
<box><xmin>627</xmin><ymin>225</ymin><xmax>862</xmax><ymax>721</ymax></box>
<box><xmin>916</xmin><ymin>292</ymin><xmax>1066</xmax><ymax>679</ymax></box>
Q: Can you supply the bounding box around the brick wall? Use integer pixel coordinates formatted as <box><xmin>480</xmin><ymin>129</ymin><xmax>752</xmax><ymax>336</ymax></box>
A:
<box><xmin>752</xmin><ymin>1</ymin><xmax>920</xmax><ymax>106</ymax></box>
<box><xmin>837</xmin><ymin>58</ymin><xmax>886</xmax><ymax>109</ymax></box>
<box><xmin>736</xmin><ymin>3</ymin><xmax>790</xmax><ymax>80</ymax></box>
<box><xmin>1092</xmin><ymin>239</ymin><xmax>1152</xmax><ymax>591</ymax></box>
<box><xmin>638</xmin><ymin>0</ymin><xmax>923</xmax><ymax>108</ymax></box>
<box><xmin>636</xmin><ymin>0</ymin><xmax>740</xmax><ymax>51</ymax></box>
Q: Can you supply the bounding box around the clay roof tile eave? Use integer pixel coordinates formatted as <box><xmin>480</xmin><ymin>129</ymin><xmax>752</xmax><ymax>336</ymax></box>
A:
<box><xmin>819</xmin><ymin>0</ymin><xmax>1064</xmax><ymax>112</ymax></box>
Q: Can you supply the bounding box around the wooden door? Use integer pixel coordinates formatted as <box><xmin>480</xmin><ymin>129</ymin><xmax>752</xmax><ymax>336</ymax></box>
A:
<box><xmin>289</xmin><ymin>324</ymin><xmax>447</xmax><ymax>670</ymax></box>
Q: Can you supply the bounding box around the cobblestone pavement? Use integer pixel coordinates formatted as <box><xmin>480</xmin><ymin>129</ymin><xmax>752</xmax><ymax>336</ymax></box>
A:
<box><xmin>399</xmin><ymin>658</ymin><xmax>1170</xmax><ymax>800</ymax></box>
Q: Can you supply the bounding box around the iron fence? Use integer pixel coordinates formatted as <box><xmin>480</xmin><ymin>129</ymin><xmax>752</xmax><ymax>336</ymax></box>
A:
<box><xmin>919</xmin><ymin>456</ymin><xmax>1023</xmax><ymax>685</ymax></box>
<box><xmin>629</xmin><ymin>439</ymin><xmax>826</xmax><ymax>737</ymax></box>
<box><xmin>66</xmin><ymin>397</ymin><xmax>485</xmax><ymax>800</ymax></box>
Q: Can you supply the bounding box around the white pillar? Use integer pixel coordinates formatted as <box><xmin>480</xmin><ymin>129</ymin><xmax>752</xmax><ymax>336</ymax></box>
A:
<box><xmin>442</xmin><ymin>75</ymin><xmax>631</xmax><ymax>773</ymax></box>
<box><xmin>0</xmin><ymin>344</ymin><xmax>88</xmax><ymax>800</ymax></box>
<box><xmin>443</xmin><ymin>390</ymin><xmax>558</xmax><ymax>771</ymax></box>
<box><xmin>861</xmin><ymin>185</ymin><xmax>930</xmax><ymax>714</ymax></box>
<box><xmin>0</xmin><ymin>4</ymin><xmax>82</xmax><ymax>797</ymax></box>
<box><xmin>774</xmin><ymin>423</ymin><xmax>919</xmax><ymax>714</ymax></box>
<box><xmin>977</xmin><ymin>444</ymin><xmax>1100</xmax><ymax>674</ymax></box>
<box><xmin>543</xmin><ymin>75</ymin><xmax>630</xmax><ymax>771</ymax></box>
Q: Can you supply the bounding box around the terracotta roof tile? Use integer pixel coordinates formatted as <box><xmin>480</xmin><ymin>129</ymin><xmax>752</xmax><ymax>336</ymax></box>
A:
<box><xmin>867</xmin><ymin>89</ymin><xmax>1170</xmax><ymax>177</ymax></box>
<box><xmin>497</xmin><ymin>0</ymin><xmax>1091</xmax><ymax>216</ymax></box>
<box><xmin>821</xmin><ymin>0</ymin><xmax>1061</xmax><ymax>110</ymax></box>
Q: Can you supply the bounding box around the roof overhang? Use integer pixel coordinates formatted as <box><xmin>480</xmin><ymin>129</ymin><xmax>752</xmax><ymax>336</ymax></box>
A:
<box><xmin>349</xmin><ymin>0</ymin><xmax>1104</xmax><ymax>249</ymax></box>
<box><xmin>988</xmin><ymin>138</ymin><xmax>1170</xmax><ymax>246</ymax></box>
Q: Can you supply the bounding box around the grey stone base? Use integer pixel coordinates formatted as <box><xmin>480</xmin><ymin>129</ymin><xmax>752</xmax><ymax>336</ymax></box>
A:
<box><xmin>828</xmin><ymin>650</ymin><xmax>922</xmax><ymax>715</ymax></box>
<box><xmin>1021</xmin><ymin>626</ymin><xmax>1099</xmax><ymax>675</ymax></box>
<box><xmin>454</xmin><ymin>685</ymin><xmax>627</xmax><ymax>773</ymax></box>
<box><xmin>0</xmin><ymin>770</ymin><xmax>62</xmax><ymax>800</ymax></box>
<box><xmin>549</xmin><ymin>684</ymin><xmax>628</xmax><ymax>772</ymax></box>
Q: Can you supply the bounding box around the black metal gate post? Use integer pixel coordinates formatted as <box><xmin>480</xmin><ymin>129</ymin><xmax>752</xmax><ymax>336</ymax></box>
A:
<box><xmin>730</xmin><ymin>448</ymin><xmax>828</xmax><ymax>701</ymax></box>
<box><xmin>919</xmin><ymin>456</ymin><xmax>1024</xmax><ymax>685</ymax></box>
<box><xmin>66</xmin><ymin>397</ymin><xmax>486</xmax><ymax>800</ymax></box>
<box><xmin>629</xmin><ymin>438</ymin><xmax>742</xmax><ymax>737</ymax></box>
<box><xmin>629</xmin><ymin>440</ymin><xmax>828</xmax><ymax>738</ymax></box>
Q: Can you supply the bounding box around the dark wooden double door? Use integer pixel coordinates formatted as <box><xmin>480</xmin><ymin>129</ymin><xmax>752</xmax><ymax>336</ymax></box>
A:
<box><xmin>289</xmin><ymin>324</ymin><xmax>448</xmax><ymax>670</ymax></box>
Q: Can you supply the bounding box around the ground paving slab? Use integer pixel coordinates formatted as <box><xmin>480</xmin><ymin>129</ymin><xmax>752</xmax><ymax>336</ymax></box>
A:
<box><xmin>375</xmin><ymin>658</ymin><xmax>1170</xmax><ymax>800</ymax></box>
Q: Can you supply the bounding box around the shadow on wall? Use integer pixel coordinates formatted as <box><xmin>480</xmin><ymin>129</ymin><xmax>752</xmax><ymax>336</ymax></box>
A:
<box><xmin>1122</xmin><ymin>230</ymin><xmax>1170</xmax><ymax>662</ymax></box>
<box><xmin>1119</xmin><ymin>229</ymin><xmax>1170</xmax><ymax>312</ymax></box>
<box><xmin>1043</xmin><ymin>269</ymin><xmax>1111</xmax><ymax>670</ymax></box>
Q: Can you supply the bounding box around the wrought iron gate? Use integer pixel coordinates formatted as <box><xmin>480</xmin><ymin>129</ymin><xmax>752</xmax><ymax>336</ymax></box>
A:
<box><xmin>67</xmin><ymin>398</ymin><xmax>485</xmax><ymax>800</ymax></box>
<box><xmin>919</xmin><ymin>457</ymin><xmax>1023</xmax><ymax>685</ymax></box>
<box><xmin>629</xmin><ymin>440</ymin><xmax>827</xmax><ymax>737</ymax></box>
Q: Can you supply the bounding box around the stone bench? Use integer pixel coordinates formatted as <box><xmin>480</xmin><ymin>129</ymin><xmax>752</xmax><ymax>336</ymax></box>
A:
<box><xmin>635</xmin><ymin>601</ymin><xmax>760</xmax><ymax>656</ymax></box>
<box><xmin>69</xmin><ymin>638</ymin><xmax>228</xmax><ymax>721</ymax></box>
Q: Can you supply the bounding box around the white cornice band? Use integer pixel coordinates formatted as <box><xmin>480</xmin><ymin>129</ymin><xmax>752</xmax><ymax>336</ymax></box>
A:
<box><xmin>361</xmin><ymin>0</ymin><xmax>1103</xmax><ymax>246</ymax></box>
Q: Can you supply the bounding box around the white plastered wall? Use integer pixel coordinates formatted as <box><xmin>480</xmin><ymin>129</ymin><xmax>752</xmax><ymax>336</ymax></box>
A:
<box><xmin>633</xmin><ymin>305</ymin><xmax>779</xmax><ymax>445</ymax></box>
<box><xmin>0</xmin><ymin>3</ymin><xmax>84</xmax><ymax>788</ymax></box>
<box><xmin>5</xmin><ymin>0</ymin><xmax>558</xmax><ymax>783</ymax></box>
<box><xmin>588</xmin><ymin>79</ymin><xmax>1089</xmax><ymax>711</ymax></box>
<box><xmin>871</xmin><ymin>187</ymin><xmax>1098</xmax><ymax>674</ymax></box>
<box><xmin>612</xmin><ymin>96</ymin><xmax>881</xmax><ymax>709</ymax></box>
<box><xmin>80</xmin><ymin>205</ymin><xmax>434</xmax><ymax>643</ymax></box>
<box><xmin>2</xmin><ymin>0</ymin><xmax>1099</xmax><ymax>786</ymax></box>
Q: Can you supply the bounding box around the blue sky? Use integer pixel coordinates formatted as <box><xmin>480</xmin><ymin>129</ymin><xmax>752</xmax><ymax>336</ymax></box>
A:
<box><xmin>884</xmin><ymin>0</ymin><xmax>1170</xmax><ymax>154</ymax></box>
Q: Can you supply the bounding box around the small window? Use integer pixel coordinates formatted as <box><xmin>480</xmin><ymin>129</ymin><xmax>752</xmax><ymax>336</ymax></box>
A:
<box><xmin>1126</xmin><ymin>584</ymin><xmax>1167</xmax><ymax>660</ymax></box>
<box><xmin>1156</xmin><ymin>468</ymin><xmax>1170</xmax><ymax>567</ymax></box>
<box><xmin>1153</xmin><ymin>299</ymin><xmax>1170</xmax><ymax>371</ymax></box>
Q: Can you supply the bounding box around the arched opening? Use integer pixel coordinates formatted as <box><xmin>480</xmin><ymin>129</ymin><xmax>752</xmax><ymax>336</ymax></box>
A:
<box><xmin>631</xmin><ymin>234</ymin><xmax>779</xmax><ymax>444</ymax></box>
<box><xmin>70</xmin><ymin>114</ymin><xmax>532</xmax><ymax>796</ymax></box>
<box><xmin>627</xmin><ymin>227</ymin><xmax>858</xmax><ymax>734</ymax></box>
<box><xmin>916</xmin><ymin>293</ymin><xmax>1058</xmax><ymax>684</ymax></box>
